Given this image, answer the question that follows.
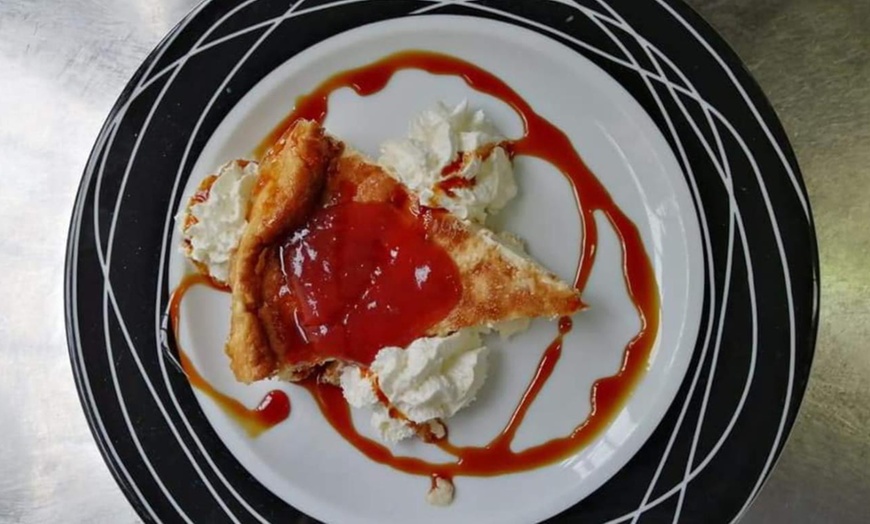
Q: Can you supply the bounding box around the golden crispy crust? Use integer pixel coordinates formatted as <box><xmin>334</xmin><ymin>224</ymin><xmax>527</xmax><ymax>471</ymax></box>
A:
<box><xmin>225</xmin><ymin>121</ymin><xmax>342</xmax><ymax>382</ymax></box>
<box><xmin>226</xmin><ymin>120</ymin><xmax>581</xmax><ymax>383</ymax></box>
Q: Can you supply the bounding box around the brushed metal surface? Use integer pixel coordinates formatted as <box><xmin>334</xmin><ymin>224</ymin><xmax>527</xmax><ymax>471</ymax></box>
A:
<box><xmin>0</xmin><ymin>0</ymin><xmax>864</xmax><ymax>522</ymax></box>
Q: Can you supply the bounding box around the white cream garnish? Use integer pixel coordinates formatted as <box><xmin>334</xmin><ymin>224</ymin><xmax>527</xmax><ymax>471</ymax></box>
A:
<box><xmin>178</xmin><ymin>160</ymin><xmax>258</xmax><ymax>283</ymax></box>
<box><xmin>379</xmin><ymin>101</ymin><xmax>517</xmax><ymax>223</ymax></box>
<box><xmin>340</xmin><ymin>329</ymin><xmax>489</xmax><ymax>443</ymax></box>
<box><xmin>426</xmin><ymin>477</ymin><xmax>455</xmax><ymax>507</ymax></box>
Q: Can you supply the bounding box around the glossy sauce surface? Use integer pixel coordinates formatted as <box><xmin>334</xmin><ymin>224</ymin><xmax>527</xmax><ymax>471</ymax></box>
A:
<box><xmin>263</xmin><ymin>50</ymin><xmax>660</xmax><ymax>478</ymax></box>
<box><xmin>278</xmin><ymin>198</ymin><xmax>462</xmax><ymax>366</ymax></box>
<box><xmin>169</xmin><ymin>273</ymin><xmax>290</xmax><ymax>437</ymax></box>
<box><xmin>432</xmin><ymin>144</ymin><xmax>503</xmax><ymax>197</ymax></box>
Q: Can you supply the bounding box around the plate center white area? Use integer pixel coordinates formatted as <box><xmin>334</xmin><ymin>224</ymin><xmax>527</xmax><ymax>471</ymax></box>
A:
<box><xmin>169</xmin><ymin>15</ymin><xmax>703</xmax><ymax>524</ymax></box>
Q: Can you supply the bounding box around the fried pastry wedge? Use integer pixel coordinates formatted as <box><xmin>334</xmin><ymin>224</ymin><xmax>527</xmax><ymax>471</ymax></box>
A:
<box><xmin>226</xmin><ymin>120</ymin><xmax>581</xmax><ymax>383</ymax></box>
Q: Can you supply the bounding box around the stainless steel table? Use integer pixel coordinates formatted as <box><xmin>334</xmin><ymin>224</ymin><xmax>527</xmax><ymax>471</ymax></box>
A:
<box><xmin>1</xmin><ymin>0</ymin><xmax>866</xmax><ymax>522</ymax></box>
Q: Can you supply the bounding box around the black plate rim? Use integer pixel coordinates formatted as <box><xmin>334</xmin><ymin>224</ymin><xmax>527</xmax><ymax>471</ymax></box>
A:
<box><xmin>63</xmin><ymin>1</ymin><xmax>820</xmax><ymax>523</ymax></box>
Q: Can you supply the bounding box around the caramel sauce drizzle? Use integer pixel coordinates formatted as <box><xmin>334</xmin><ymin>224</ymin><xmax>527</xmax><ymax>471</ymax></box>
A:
<box><xmin>173</xmin><ymin>49</ymin><xmax>660</xmax><ymax>482</ymax></box>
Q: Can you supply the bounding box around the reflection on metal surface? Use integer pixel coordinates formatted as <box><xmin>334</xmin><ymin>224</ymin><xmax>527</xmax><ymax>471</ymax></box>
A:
<box><xmin>0</xmin><ymin>0</ymin><xmax>866</xmax><ymax>522</ymax></box>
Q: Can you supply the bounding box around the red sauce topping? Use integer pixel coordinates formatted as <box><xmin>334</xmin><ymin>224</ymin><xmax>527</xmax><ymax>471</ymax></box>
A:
<box><xmin>169</xmin><ymin>273</ymin><xmax>290</xmax><ymax>436</ymax></box>
<box><xmin>278</xmin><ymin>200</ymin><xmax>462</xmax><ymax>366</ymax></box>
<box><xmin>433</xmin><ymin>143</ymin><xmax>508</xmax><ymax>197</ymax></box>
<box><xmin>434</xmin><ymin>175</ymin><xmax>475</xmax><ymax>198</ymax></box>
<box><xmin>439</xmin><ymin>154</ymin><xmax>466</xmax><ymax>177</ymax></box>
<box><xmin>257</xmin><ymin>49</ymin><xmax>660</xmax><ymax>479</ymax></box>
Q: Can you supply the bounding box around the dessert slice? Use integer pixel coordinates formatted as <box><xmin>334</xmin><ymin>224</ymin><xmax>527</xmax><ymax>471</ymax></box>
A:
<box><xmin>226</xmin><ymin>120</ymin><xmax>581</xmax><ymax>384</ymax></box>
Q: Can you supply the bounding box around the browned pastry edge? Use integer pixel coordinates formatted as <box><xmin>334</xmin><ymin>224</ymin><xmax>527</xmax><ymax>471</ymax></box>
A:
<box><xmin>225</xmin><ymin>121</ymin><xmax>342</xmax><ymax>383</ymax></box>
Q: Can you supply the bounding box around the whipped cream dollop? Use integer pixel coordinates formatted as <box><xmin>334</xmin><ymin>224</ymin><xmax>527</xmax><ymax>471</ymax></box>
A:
<box><xmin>178</xmin><ymin>160</ymin><xmax>258</xmax><ymax>283</ymax></box>
<box><xmin>340</xmin><ymin>329</ymin><xmax>489</xmax><ymax>442</ymax></box>
<box><xmin>379</xmin><ymin>100</ymin><xmax>517</xmax><ymax>223</ymax></box>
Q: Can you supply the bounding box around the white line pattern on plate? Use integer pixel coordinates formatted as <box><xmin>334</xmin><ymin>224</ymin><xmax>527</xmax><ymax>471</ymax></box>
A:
<box><xmin>67</xmin><ymin>1</ymin><xmax>809</xmax><ymax>522</ymax></box>
<box><xmin>131</xmin><ymin>0</ymin><xmax>417</xmax><ymax>105</ymax></box>
<box><xmin>91</xmin><ymin>1</ymin><xmax>303</xmax><ymax>521</ymax></box>
<box><xmin>575</xmin><ymin>3</ymin><xmax>756</xmax><ymax>522</ymax></box>
<box><xmin>648</xmin><ymin>2</ymin><xmax>799</xmax><ymax>521</ymax></box>
<box><xmin>655</xmin><ymin>1</ymin><xmax>809</xmax><ymax>220</ymax></box>
<box><xmin>566</xmin><ymin>2</ymin><xmax>783</xmax><ymax>521</ymax></box>
<box><xmin>151</xmin><ymin>1</ymin><xmax>443</xmax><ymax>522</ymax></box>
<box><xmin>94</xmin><ymin>1</ymin><xmax>446</xmax><ymax>522</ymax></box>
<box><xmin>68</xmin><ymin>122</ymin><xmax>163</xmax><ymax>523</ymax></box>
<box><xmin>67</xmin><ymin>3</ymin><xmax>211</xmax><ymax>520</ymax></box>
<box><xmin>551</xmin><ymin>10</ymin><xmax>764</xmax><ymax>520</ymax></box>
<box><xmin>583</xmin><ymin>14</ymin><xmax>747</xmax><ymax>524</ymax></box>
<box><xmin>574</xmin><ymin>5</ymin><xmax>739</xmax><ymax>524</ymax></box>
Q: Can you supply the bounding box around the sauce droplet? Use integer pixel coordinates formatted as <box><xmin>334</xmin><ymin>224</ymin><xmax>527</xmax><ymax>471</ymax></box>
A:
<box><xmin>169</xmin><ymin>273</ymin><xmax>291</xmax><ymax>437</ymax></box>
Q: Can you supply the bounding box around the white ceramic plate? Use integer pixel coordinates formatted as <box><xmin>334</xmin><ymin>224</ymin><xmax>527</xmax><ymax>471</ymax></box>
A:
<box><xmin>171</xmin><ymin>16</ymin><xmax>702</xmax><ymax>524</ymax></box>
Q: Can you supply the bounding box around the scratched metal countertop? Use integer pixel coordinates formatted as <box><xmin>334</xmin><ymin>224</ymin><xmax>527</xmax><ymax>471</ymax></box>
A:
<box><xmin>1</xmin><ymin>0</ymin><xmax>867</xmax><ymax>522</ymax></box>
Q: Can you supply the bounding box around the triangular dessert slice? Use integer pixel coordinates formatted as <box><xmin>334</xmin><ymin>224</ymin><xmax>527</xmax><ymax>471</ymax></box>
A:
<box><xmin>226</xmin><ymin>120</ymin><xmax>581</xmax><ymax>383</ymax></box>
